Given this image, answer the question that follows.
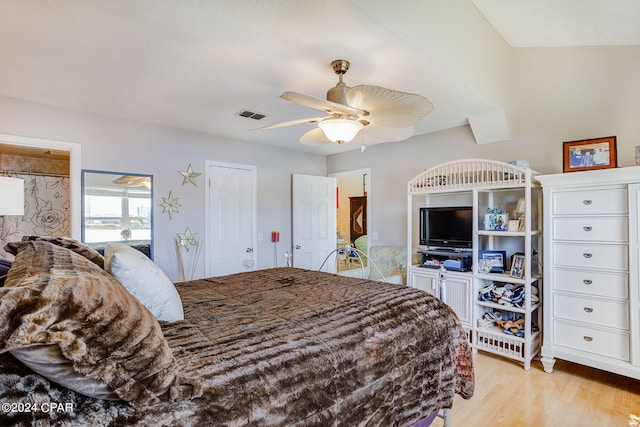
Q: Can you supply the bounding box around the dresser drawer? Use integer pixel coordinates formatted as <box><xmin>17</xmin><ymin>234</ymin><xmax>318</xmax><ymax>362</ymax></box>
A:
<box><xmin>553</xmin><ymin>243</ymin><xmax>628</xmax><ymax>270</ymax></box>
<box><xmin>553</xmin><ymin>268</ymin><xmax>628</xmax><ymax>299</ymax></box>
<box><xmin>553</xmin><ymin>188</ymin><xmax>627</xmax><ymax>215</ymax></box>
<box><xmin>554</xmin><ymin>294</ymin><xmax>629</xmax><ymax>329</ymax></box>
<box><xmin>553</xmin><ymin>217</ymin><xmax>628</xmax><ymax>243</ymax></box>
<box><xmin>554</xmin><ymin>321</ymin><xmax>629</xmax><ymax>361</ymax></box>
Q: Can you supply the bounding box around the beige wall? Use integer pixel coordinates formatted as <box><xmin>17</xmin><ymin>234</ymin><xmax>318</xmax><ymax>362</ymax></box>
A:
<box><xmin>327</xmin><ymin>45</ymin><xmax>640</xmax><ymax>247</ymax></box>
<box><xmin>509</xmin><ymin>46</ymin><xmax>640</xmax><ymax>172</ymax></box>
<box><xmin>0</xmin><ymin>96</ymin><xmax>327</xmax><ymax>280</ymax></box>
<box><xmin>2</xmin><ymin>41</ymin><xmax>639</xmax><ymax>269</ymax></box>
<box><xmin>354</xmin><ymin>0</ymin><xmax>513</xmax><ymax>109</ymax></box>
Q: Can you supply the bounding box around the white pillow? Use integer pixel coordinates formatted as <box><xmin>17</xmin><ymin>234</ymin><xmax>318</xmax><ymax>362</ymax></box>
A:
<box><xmin>104</xmin><ymin>242</ymin><xmax>184</xmax><ymax>321</ymax></box>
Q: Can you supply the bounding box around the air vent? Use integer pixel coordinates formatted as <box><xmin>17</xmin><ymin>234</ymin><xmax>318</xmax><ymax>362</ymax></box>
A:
<box><xmin>237</xmin><ymin>110</ymin><xmax>266</xmax><ymax>120</ymax></box>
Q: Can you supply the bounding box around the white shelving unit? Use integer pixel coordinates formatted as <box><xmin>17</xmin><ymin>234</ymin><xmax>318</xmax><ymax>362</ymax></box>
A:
<box><xmin>407</xmin><ymin>159</ymin><xmax>543</xmax><ymax>369</ymax></box>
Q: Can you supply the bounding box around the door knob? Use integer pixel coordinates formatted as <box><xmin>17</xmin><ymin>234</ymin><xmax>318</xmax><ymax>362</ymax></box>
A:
<box><xmin>295</xmin><ymin>245</ymin><xmax>301</xmax><ymax>250</ymax></box>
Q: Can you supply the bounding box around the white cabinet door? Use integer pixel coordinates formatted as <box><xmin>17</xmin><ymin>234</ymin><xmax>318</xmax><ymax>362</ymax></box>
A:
<box><xmin>408</xmin><ymin>268</ymin><xmax>438</xmax><ymax>297</ymax></box>
<box><xmin>442</xmin><ymin>272</ymin><xmax>472</xmax><ymax>326</ymax></box>
<box><xmin>408</xmin><ymin>267</ymin><xmax>472</xmax><ymax>327</ymax></box>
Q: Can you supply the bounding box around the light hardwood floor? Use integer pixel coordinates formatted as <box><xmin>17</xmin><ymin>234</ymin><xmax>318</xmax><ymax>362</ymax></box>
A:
<box><xmin>440</xmin><ymin>352</ymin><xmax>640</xmax><ymax>427</ymax></box>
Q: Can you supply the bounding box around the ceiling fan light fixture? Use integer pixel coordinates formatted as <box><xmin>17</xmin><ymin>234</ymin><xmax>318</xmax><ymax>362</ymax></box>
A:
<box><xmin>318</xmin><ymin>119</ymin><xmax>363</xmax><ymax>145</ymax></box>
<box><xmin>264</xmin><ymin>59</ymin><xmax>432</xmax><ymax>149</ymax></box>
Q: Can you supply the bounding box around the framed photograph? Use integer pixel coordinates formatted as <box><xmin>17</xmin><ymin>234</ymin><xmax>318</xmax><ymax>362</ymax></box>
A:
<box><xmin>563</xmin><ymin>136</ymin><xmax>617</xmax><ymax>173</ymax></box>
<box><xmin>509</xmin><ymin>254</ymin><xmax>525</xmax><ymax>279</ymax></box>
<box><xmin>479</xmin><ymin>250</ymin><xmax>507</xmax><ymax>273</ymax></box>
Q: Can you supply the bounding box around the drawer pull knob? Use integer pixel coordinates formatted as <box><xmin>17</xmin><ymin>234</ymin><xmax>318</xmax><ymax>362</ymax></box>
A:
<box><xmin>583</xmin><ymin>279</ymin><xmax>593</xmax><ymax>285</ymax></box>
<box><xmin>583</xmin><ymin>200</ymin><xmax>593</xmax><ymax>205</ymax></box>
<box><xmin>583</xmin><ymin>253</ymin><xmax>593</xmax><ymax>258</ymax></box>
<box><xmin>583</xmin><ymin>336</ymin><xmax>593</xmax><ymax>342</ymax></box>
<box><xmin>583</xmin><ymin>226</ymin><xmax>592</xmax><ymax>231</ymax></box>
<box><xmin>584</xmin><ymin>307</ymin><xmax>594</xmax><ymax>313</ymax></box>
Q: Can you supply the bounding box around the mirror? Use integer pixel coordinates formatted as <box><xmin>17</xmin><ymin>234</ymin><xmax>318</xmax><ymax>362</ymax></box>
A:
<box><xmin>81</xmin><ymin>170</ymin><xmax>153</xmax><ymax>258</ymax></box>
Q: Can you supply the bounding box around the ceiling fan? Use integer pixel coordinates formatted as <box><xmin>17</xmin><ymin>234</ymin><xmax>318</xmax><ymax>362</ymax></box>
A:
<box><xmin>256</xmin><ymin>59</ymin><xmax>434</xmax><ymax>150</ymax></box>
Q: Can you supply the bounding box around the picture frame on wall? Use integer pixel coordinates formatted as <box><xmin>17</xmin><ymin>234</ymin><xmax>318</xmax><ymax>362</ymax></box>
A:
<box><xmin>563</xmin><ymin>136</ymin><xmax>617</xmax><ymax>173</ymax></box>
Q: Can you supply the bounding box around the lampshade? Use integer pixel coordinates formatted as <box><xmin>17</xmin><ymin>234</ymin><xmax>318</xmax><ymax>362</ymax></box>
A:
<box><xmin>318</xmin><ymin>119</ymin><xmax>363</xmax><ymax>144</ymax></box>
<box><xmin>0</xmin><ymin>176</ymin><xmax>25</xmax><ymax>215</ymax></box>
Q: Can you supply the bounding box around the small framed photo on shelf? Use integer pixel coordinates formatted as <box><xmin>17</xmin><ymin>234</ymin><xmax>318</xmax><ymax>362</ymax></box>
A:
<box><xmin>509</xmin><ymin>254</ymin><xmax>525</xmax><ymax>279</ymax></box>
<box><xmin>479</xmin><ymin>250</ymin><xmax>507</xmax><ymax>273</ymax></box>
<box><xmin>563</xmin><ymin>136</ymin><xmax>617</xmax><ymax>173</ymax></box>
<box><xmin>484</xmin><ymin>213</ymin><xmax>509</xmax><ymax>231</ymax></box>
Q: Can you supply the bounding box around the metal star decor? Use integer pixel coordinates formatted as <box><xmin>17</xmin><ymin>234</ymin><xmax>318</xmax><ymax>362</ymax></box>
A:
<box><xmin>179</xmin><ymin>164</ymin><xmax>201</xmax><ymax>186</ymax></box>
<box><xmin>160</xmin><ymin>190</ymin><xmax>181</xmax><ymax>219</ymax></box>
<box><xmin>176</xmin><ymin>227</ymin><xmax>199</xmax><ymax>251</ymax></box>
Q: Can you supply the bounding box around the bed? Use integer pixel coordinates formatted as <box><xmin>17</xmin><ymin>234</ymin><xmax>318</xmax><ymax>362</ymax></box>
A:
<box><xmin>0</xmin><ymin>238</ymin><xmax>474</xmax><ymax>426</ymax></box>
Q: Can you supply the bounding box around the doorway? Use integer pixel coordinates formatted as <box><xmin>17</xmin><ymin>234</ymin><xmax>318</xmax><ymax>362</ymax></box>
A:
<box><xmin>291</xmin><ymin>174</ymin><xmax>337</xmax><ymax>272</ymax></box>
<box><xmin>205</xmin><ymin>161</ymin><xmax>257</xmax><ymax>277</ymax></box>
<box><xmin>0</xmin><ymin>134</ymin><xmax>81</xmax><ymax>259</ymax></box>
<box><xmin>329</xmin><ymin>168</ymin><xmax>370</xmax><ymax>273</ymax></box>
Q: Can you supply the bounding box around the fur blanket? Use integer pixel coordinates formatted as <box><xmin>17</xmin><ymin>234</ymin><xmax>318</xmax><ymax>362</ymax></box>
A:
<box><xmin>0</xmin><ymin>267</ymin><xmax>474</xmax><ymax>426</ymax></box>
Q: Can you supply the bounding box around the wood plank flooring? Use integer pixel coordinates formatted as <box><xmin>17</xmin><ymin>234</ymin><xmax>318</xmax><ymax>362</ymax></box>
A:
<box><xmin>440</xmin><ymin>353</ymin><xmax>640</xmax><ymax>427</ymax></box>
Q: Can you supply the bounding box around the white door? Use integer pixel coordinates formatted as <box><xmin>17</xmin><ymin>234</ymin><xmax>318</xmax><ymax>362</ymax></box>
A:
<box><xmin>206</xmin><ymin>161</ymin><xmax>257</xmax><ymax>277</ymax></box>
<box><xmin>292</xmin><ymin>174</ymin><xmax>336</xmax><ymax>272</ymax></box>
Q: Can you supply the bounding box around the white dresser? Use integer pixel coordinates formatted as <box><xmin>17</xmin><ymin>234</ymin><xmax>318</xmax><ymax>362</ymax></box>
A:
<box><xmin>538</xmin><ymin>167</ymin><xmax>640</xmax><ymax>379</ymax></box>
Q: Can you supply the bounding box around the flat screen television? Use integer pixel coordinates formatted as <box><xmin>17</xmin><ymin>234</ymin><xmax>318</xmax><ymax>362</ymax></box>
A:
<box><xmin>419</xmin><ymin>206</ymin><xmax>473</xmax><ymax>249</ymax></box>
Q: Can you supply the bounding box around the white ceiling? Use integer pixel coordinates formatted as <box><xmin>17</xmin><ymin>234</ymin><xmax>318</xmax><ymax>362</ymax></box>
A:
<box><xmin>0</xmin><ymin>1</ymin><xmax>637</xmax><ymax>155</ymax></box>
<box><xmin>473</xmin><ymin>0</ymin><xmax>640</xmax><ymax>47</ymax></box>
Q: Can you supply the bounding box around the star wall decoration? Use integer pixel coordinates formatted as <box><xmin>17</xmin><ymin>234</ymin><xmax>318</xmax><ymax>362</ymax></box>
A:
<box><xmin>176</xmin><ymin>227</ymin><xmax>199</xmax><ymax>251</ymax></box>
<box><xmin>160</xmin><ymin>190</ymin><xmax>181</xmax><ymax>219</ymax></box>
<box><xmin>179</xmin><ymin>164</ymin><xmax>201</xmax><ymax>186</ymax></box>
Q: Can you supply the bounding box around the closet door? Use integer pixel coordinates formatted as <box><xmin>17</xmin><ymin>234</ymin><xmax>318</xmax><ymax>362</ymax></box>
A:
<box><xmin>206</xmin><ymin>161</ymin><xmax>257</xmax><ymax>277</ymax></box>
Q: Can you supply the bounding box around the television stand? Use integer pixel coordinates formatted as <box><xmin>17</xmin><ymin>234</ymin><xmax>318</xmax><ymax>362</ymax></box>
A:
<box><xmin>419</xmin><ymin>248</ymin><xmax>471</xmax><ymax>258</ymax></box>
<box><xmin>417</xmin><ymin>249</ymin><xmax>472</xmax><ymax>271</ymax></box>
<box><xmin>407</xmin><ymin>158</ymin><xmax>542</xmax><ymax>370</ymax></box>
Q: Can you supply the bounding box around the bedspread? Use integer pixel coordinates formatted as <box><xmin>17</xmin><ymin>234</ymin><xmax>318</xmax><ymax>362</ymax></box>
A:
<box><xmin>0</xmin><ymin>267</ymin><xmax>473</xmax><ymax>426</ymax></box>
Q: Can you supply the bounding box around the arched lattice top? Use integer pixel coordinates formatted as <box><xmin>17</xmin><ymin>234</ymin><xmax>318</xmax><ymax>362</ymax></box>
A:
<box><xmin>408</xmin><ymin>159</ymin><xmax>538</xmax><ymax>193</ymax></box>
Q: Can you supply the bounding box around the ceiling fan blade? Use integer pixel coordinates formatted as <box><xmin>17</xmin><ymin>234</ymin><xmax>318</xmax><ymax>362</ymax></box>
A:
<box><xmin>298</xmin><ymin>127</ymin><xmax>332</xmax><ymax>146</ymax></box>
<box><xmin>353</xmin><ymin>125</ymin><xmax>414</xmax><ymax>145</ymax></box>
<box><xmin>281</xmin><ymin>91</ymin><xmax>364</xmax><ymax>116</ymax></box>
<box><xmin>112</xmin><ymin>176</ymin><xmax>151</xmax><ymax>187</ymax></box>
<box><xmin>346</xmin><ymin>85</ymin><xmax>433</xmax><ymax>128</ymax></box>
<box><xmin>253</xmin><ymin>116</ymin><xmax>329</xmax><ymax>130</ymax></box>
